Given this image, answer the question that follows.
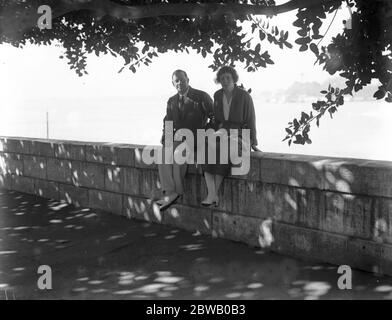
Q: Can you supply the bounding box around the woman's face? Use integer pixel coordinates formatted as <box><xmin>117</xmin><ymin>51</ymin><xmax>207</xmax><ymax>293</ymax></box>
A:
<box><xmin>219</xmin><ymin>73</ymin><xmax>235</xmax><ymax>91</ymax></box>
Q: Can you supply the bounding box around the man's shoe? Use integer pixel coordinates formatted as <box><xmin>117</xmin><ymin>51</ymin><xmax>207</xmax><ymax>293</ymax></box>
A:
<box><xmin>159</xmin><ymin>193</ymin><xmax>180</xmax><ymax>211</ymax></box>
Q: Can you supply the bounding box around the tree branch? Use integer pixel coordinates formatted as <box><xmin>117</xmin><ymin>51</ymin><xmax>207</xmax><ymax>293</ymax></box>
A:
<box><xmin>0</xmin><ymin>0</ymin><xmax>341</xmax><ymax>40</ymax></box>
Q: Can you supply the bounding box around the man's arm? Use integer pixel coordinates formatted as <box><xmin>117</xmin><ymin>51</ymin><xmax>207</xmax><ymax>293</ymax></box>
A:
<box><xmin>200</xmin><ymin>91</ymin><xmax>214</xmax><ymax>126</ymax></box>
<box><xmin>161</xmin><ymin>99</ymin><xmax>173</xmax><ymax>145</ymax></box>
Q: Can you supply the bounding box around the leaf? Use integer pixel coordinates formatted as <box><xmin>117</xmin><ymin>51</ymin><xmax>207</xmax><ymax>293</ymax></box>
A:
<box><xmin>299</xmin><ymin>44</ymin><xmax>308</xmax><ymax>52</ymax></box>
<box><xmin>309</xmin><ymin>43</ymin><xmax>319</xmax><ymax>55</ymax></box>
<box><xmin>297</xmin><ymin>29</ymin><xmax>308</xmax><ymax>37</ymax></box>
<box><xmin>251</xmin><ymin>23</ymin><xmax>257</xmax><ymax>34</ymax></box>
<box><xmin>259</xmin><ymin>30</ymin><xmax>266</xmax><ymax>41</ymax></box>
<box><xmin>142</xmin><ymin>44</ymin><xmax>149</xmax><ymax>54</ymax></box>
<box><xmin>312</xmin><ymin>34</ymin><xmax>323</xmax><ymax>40</ymax></box>
<box><xmin>373</xmin><ymin>89</ymin><xmax>386</xmax><ymax>100</ymax></box>
<box><xmin>255</xmin><ymin>43</ymin><xmax>261</xmax><ymax>53</ymax></box>
<box><xmin>285</xmin><ymin>128</ymin><xmax>292</xmax><ymax>135</ymax></box>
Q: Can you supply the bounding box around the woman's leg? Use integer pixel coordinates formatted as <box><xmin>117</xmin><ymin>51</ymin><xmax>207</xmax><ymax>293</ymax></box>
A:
<box><xmin>214</xmin><ymin>175</ymin><xmax>224</xmax><ymax>201</ymax></box>
<box><xmin>203</xmin><ymin>171</ymin><xmax>216</xmax><ymax>203</ymax></box>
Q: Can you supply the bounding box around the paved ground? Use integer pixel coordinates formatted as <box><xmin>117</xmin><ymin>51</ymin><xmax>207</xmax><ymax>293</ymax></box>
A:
<box><xmin>0</xmin><ymin>188</ymin><xmax>392</xmax><ymax>300</ymax></box>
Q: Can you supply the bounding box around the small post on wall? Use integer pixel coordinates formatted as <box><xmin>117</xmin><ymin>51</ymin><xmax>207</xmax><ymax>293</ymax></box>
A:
<box><xmin>46</xmin><ymin>111</ymin><xmax>49</xmax><ymax>139</ymax></box>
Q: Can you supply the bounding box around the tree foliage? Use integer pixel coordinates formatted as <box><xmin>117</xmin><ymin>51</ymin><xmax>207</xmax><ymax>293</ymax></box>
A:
<box><xmin>0</xmin><ymin>0</ymin><xmax>391</xmax><ymax>145</ymax></box>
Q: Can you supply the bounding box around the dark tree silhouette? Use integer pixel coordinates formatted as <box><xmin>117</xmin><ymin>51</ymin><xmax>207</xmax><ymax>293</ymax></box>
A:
<box><xmin>0</xmin><ymin>0</ymin><xmax>390</xmax><ymax>145</ymax></box>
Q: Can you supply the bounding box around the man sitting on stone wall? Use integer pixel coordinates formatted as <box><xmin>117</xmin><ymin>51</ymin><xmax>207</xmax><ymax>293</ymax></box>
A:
<box><xmin>157</xmin><ymin>70</ymin><xmax>213</xmax><ymax>210</ymax></box>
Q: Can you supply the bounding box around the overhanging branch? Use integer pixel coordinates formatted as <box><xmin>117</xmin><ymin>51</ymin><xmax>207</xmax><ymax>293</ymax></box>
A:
<box><xmin>0</xmin><ymin>0</ymin><xmax>341</xmax><ymax>40</ymax></box>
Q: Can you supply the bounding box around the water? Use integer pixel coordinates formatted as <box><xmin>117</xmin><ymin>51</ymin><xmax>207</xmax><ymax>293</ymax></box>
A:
<box><xmin>1</xmin><ymin>96</ymin><xmax>391</xmax><ymax>161</ymax></box>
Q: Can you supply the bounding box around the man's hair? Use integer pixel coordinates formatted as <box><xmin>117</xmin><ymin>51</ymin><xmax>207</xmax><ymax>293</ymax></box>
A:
<box><xmin>215</xmin><ymin>66</ymin><xmax>239</xmax><ymax>84</ymax></box>
<box><xmin>172</xmin><ymin>69</ymin><xmax>188</xmax><ymax>80</ymax></box>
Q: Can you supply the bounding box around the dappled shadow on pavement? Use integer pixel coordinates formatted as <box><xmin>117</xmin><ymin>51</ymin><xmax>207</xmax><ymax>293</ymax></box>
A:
<box><xmin>0</xmin><ymin>188</ymin><xmax>391</xmax><ymax>300</ymax></box>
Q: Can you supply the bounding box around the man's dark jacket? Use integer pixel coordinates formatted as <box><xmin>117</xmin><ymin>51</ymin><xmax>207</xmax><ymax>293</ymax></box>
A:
<box><xmin>162</xmin><ymin>86</ymin><xmax>213</xmax><ymax>143</ymax></box>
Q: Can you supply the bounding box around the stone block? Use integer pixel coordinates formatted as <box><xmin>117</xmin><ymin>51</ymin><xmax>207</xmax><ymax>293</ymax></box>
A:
<box><xmin>181</xmin><ymin>173</ymin><xmax>203</xmax><ymax>207</ymax></box>
<box><xmin>54</xmin><ymin>142</ymin><xmax>86</xmax><ymax>161</ymax></box>
<box><xmin>34</xmin><ymin>180</ymin><xmax>59</xmax><ymax>200</ymax></box>
<box><xmin>323</xmin><ymin>160</ymin><xmax>392</xmax><ymax>198</ymax></box>
<box><xmin>123</xmin><ymin>167</ymin><xmax>141</xmax><ymax>196</ymax></box>
<box><xmin>345</xmin><ymin>238</ymin><xmax>384</xmax><ymax>274</ymax></box>
<box><xmin>115</xmin><ymin>145</ymin><xmax>135</xmax><ymax>167</ymax></box>
<box><xmin>139</xmin><ymin>169</ymin><xmax>161</xmax><ymax>199</ymax></box>
<box><xmin>104</xmin><ymin>165</ymin><xmax>123</xmax><ymax>193</ymax></box>
<box><xmin>29</xmin><ymin>140</ymin><xmax>54</xmax><ymax>157</ymax></box>
<box><xmin>89</xmin><ymin>189</ymin><xmax>123</xmax><ymax>215</ymax></box>
<box><xmin>259</xmin><ymin>153</ymin><xmax>325</xmax><ymax>189</ymax></box>
<box><xmin>296</xmin><ymin>188</ymin><xmax>324</xmax><ymax>230</ymax></box>
<box><xmin>212</xmin><ymin>211</ymin><xmax>273</xmax><ymax>248</ymax></box>
<box><xmin>133</xmin><ymin>146</ymin><xmax>158</xmax><ymax>170</ymax></box>
<box><xmin>47</xmin><ymin>158</ymin><xmax>72</xmax><ymax>183</ymax></box>
<box><xmin>271</xmin><ymin>222</ymin><xmax>348</xmax><ymax>265</ymax></box>
<box><xmin>85</xmin><ymin>143</ymin><xmax>135</xmax><ymax>167</ymax></box>
<box><xmin>214</xmin><ymin>176</ymin><xmax>233</xmax><ymax>213</ymax></box>
<box><xmin>123</xmin><ymin>195</ymin><xmax>163</xmax><ymax>223</ymax></box>
<box><xmin>372</xmin><ymin>197</ymin><xmax>392</xmax><ymax>245</ymax></box>
<box><xmin>164</xmin><ymin>204</ymin><xmax>212</xmax><ymax>235</ymax></box>
<box><xmin>70</xmin><ymin>161</ymin><xmax>105</xmax><ymax>189</ymax></box>
<box><xmin>230</xmin><ymin>155</ymin><xmax>261</xmax><ymax>181</ymax></box>
<box><xmin>0</xmin><ymin>173</ymin><xmax>12</xmax><ymax>189</ymax></box>
<box><xmin>323</xmin><ymin>192</ymin><xmax>373</xmax><ymax>239</ymax></box>
<box><xmin>12</xmin><ymin>175</ymin><xmax>35</xmax><ymax>194</ymax></box>
<box><xmin>232</xmin><ymin>181</ymin><xmax>299</xmax><ymax>223</ymax></box>
<box><xmin>59</xmin><ymin>183</ymin><xmax>89</xmax><ymax>207</ymax></box>
<box><xmin>85</xmin><ymin>144</ymin><xmax>117</xmax><ymax>165</ymax></box>
<box><xmin>0</xmin><ymin>152</ymin><xmax>24</xmax><ymax>175</ymax></box>
<box><xmin>23</xmin><ymin>155</ymin><xmax>47</xmax><ymax>179</ymax></box>
<box><xmin>233</xmin><ymin>179</ymin><xmax>265</xmax><ymax>217</ymax></box>
<box><xmin>0</xmin><ymin>138</ymin><xmax>30</xmax><ymax>154</ymax></box>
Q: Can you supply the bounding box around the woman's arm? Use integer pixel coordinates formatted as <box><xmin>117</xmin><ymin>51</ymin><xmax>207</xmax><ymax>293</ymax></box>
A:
<box><xmin>244</xmin><ymin>93</ymin><xmax>259</xmax><ymax>149</ymax></box>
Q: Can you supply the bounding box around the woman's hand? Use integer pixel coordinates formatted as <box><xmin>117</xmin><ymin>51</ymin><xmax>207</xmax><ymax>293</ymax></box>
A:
<box><xmin>214</xmin><ymin>128</ymin><xmax>227</xmax><ymax>137</ymax></box>
<box><xmin>251</xmin><ymin>144</ymin><xmax>261</xmax><ymax>152</ymax></box>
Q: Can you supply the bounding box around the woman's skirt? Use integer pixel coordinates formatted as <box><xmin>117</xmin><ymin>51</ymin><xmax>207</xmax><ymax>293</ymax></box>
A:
<box><xmin>200</xmin><ymin>129</ymin><xmax>249</xmax><ymax>177</ymax></box>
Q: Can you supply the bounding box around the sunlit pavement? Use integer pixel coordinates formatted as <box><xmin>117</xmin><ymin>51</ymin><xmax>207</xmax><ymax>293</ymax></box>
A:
<box><xmin>0</xmin><ymin>189</ymin><xmax>391</xmax><ymax>300</ymax></box>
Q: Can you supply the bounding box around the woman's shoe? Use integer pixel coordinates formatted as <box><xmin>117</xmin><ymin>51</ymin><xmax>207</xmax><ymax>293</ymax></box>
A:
<box><xmin>213</xmin><ymin>195</ymin><xmax>219</xmax><ymax>207</ymax></box>
<box><xmin>201</xmin><ymin>196</ymin><xmax>219</xmax><ymax>207</ymax></box>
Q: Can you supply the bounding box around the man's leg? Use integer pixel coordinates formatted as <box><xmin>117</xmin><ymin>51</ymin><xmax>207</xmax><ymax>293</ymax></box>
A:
<box><xmin>172</xmin><ymin>139</ymin><xmax>194</xmax><ymax>195</ymax></box>
<box><xmin>157</xmin><ymin>145</ymin><xmax>177</xmax><ymax>204</ymax></box>
<box><xmin>173</xmin><ymin>162</ymin><xmax>187</xmax><ymax>195</ymax></box>
<box><xmin>158</xmin><ymin>163</ymin><xmax>175</xmax><ymax>195</ymax></box>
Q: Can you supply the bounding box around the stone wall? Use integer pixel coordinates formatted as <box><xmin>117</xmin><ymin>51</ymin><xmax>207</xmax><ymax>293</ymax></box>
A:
<box><xmin>1</xmin><ymin>136</ymin><xmax>392</xmax><ymax>275</ymax></box>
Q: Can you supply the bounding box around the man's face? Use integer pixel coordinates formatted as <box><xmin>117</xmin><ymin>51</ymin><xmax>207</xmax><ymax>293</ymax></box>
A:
<box><xmin>172</xmin><ymin>72</ymin><xmax>189</xmax><ymax>94</ymax></box>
